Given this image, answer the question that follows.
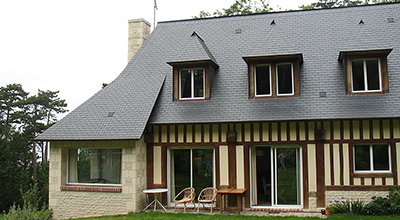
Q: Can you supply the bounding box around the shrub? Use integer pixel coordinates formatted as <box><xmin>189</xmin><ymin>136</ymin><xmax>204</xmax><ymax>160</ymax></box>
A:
<box><xmin>3</xmin><ymin>204</ymin><xmax>51</xmax><ymax>220</ymax></box>
<box><xmin>2</xmin><ymin>185</ymin><xmax>52</xmax><ymax>220</ymax></box>
<box><xmin>364</xmin><ymin>187</ymin><xmax>400</xmax><ymax>215</ymax></box>
<box><xmin>327</xmin><ymin>198</ymin><xmax>365</xmax><ymax>215</ymax></box>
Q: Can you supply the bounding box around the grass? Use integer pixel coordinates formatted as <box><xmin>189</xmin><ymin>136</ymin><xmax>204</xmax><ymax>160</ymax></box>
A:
<box><xmin>70</xmin><ymin>212</ymin><xmax>400</xmax><ymax>220</ymax></box>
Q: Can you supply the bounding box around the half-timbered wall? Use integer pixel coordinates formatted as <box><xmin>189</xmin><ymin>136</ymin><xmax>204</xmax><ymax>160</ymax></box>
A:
<box><xmin>147</xmin><ymin>118</ymin><xmax>400</xmax><ymax>210</ymax></box>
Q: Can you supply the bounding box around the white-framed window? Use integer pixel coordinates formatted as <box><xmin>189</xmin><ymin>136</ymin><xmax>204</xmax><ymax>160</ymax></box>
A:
<box><xmin>68</xmin><ymin>148</ymin><xmax>122</xmax><ymax>184</ymax></box>
<box><xmin>254</xmin><ymin>63</ymin><xmax>294</xmax><ymax>97</ymax></box>
<box><xmin>351</xmin><ymin>58</ymin><xmax>381</xmax><ymax>92</ymax></box>
<box><xmin>179</xmin><ymin>68</ymin><xmax>205</xmax><ymax>100</ymax></box>
<box><xmin>353</xmin><ymin>144</ymin><xmax>391</xmax><ymax>173</ymax></box>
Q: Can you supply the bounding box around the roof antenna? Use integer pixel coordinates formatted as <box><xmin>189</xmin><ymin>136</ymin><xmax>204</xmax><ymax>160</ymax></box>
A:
<box><xmin>154</xmin><ymin>0</ymin><xmax>158</xmax><ymax>30</ymax></box>
<box><xmin>359</xmin><ymin>19</ymin><xmax>364</xmax><ymax>25</ymax></box>
<box><xmin>270</xmin><ymin>20</ymin><xmax>276</xmax><ymax>25</ymax></box>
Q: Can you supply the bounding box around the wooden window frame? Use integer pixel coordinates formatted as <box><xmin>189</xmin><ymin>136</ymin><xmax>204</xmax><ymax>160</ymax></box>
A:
<box><xmin>338</xmin><ymin>49</ymin><xmax>392</xmax><ymax>96</ymax></box>
<box><xmin>169</xmin><ymin>61</ymin><xmax>212</xmax><ymax>102</ymax></box>
<box><xmin>243</xmin><ymin>54</ymin><xmax>302</xmax><ymax>99</ymax></box>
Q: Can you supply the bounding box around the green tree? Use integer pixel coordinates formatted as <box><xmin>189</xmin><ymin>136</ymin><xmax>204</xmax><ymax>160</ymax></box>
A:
<box><xmin>194</xmin><ymin>0</ymin><xmax>273</xmax><ymax>18</ymax></box>
<box><xmin>0</xmin><ymin>84</ymin><xmax>29</xmax><ymax>140</ymax></box>
<box><xmin>299</xmin><ymin>0</ymin><xmax>399</xmax><ymax>9</ymax></box>
<box><xmin>0</xmin><ymin>84</ymin><xmax>67</xmax><ymax>213</ymax></box>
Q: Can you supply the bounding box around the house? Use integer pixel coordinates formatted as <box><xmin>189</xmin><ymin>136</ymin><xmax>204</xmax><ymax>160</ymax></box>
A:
<box><xmin>36</xmin><ymin>3</ymin><xmax>400</xmax><ymax>219</ymax></box>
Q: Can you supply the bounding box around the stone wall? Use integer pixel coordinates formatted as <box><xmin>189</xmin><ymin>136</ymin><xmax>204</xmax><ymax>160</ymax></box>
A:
<box><xmin>49</xmin><ymin>139</ymin><xmax>147</xmax><ymax>220</ymax></box>
<box><xmin>325</xmin><ymin>190</ymin><xmax>390</xmax><ymax>208</ymax></box>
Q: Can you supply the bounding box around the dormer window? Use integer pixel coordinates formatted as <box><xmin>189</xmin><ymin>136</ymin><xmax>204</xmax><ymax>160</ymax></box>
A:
<box><xmin>168</xmin><ymin>61</ymin><xmax>217</xmax><ymax>102</ymax></box>
<box><xmin>338</xmin><ymin>49</ymin><xmax>392</xmax><ymax>96</ymax></box>
<box><xmin>180</xmin><ymin>68</ymin><xmax>205</xmax><ymax>99</ymax></box>
<box><xmin>244</xmin><ymin>54</ymin><xmax>302</xmax><ymax>99</ymax></box>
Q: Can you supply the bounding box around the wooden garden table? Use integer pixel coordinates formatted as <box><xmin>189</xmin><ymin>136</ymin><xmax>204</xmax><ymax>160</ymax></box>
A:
<box><xmin>217</xmin><ymin>188</ymin><xmax>247</xmax><ymax>214</ymax></box>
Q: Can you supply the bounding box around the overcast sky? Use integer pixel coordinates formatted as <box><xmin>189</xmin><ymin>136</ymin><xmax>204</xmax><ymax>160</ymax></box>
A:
<box><xmin>0</xmin><ymin>0</ymin><xmax>315</xmax><ymax>118</ymax></box>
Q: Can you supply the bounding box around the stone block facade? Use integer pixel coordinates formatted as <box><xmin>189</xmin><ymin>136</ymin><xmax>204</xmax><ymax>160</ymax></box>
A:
<box><xmin>325</xmin><ymin>190</ymin><xmax>390</xmax><ymax>208</ymax></box>
<box><xmin>49</xmin><ymin>139</ymin><xmax>147</xmax><ymax>219</ymax></box>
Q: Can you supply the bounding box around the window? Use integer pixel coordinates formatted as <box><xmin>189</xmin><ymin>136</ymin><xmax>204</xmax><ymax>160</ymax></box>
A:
<box><xmin>244</xmin><ymin>54</ymin><xmax>302</xmax><ymax>99</ymax></box>
<box><xmin>351</xmin><ymin>58</ymin><xmax>381</xmax><ymax>92</ymax></box>
<box><xmin>353</xmin><ymin>144</ymin><xmax>391</xmax><ymax>173</ymax></box>
<box><xmin>254</xmin><ymin>63</ymin><xmax>294</xmax><ymax>96</ymax></box>
<box><xmin>169</xmin><ymin>61</ymin><xmax>216</xmax><ymax>101</ymax></box>
<box><xmin>338</xmin><ymin>49</ymin><xmax>392</xmax><ymax>95</ymax></box>
<box><xmin>68</xmin><ymin>149</ymin><xmax>122</xmax><ymax>184</ymax></box>
<box><xmin>179</xmin><ymin>68</ymin><xmax>204</xmax><ymax>99</ymax></box>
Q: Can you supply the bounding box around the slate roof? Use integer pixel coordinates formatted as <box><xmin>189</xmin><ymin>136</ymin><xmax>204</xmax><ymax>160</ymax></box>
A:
<box><xmin>37</xmin><ymin>3</ymin><xmax>400</xmax><ymax>141</ymax></box>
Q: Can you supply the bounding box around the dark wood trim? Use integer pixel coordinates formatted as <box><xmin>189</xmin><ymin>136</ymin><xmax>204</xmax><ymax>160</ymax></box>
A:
<box><xmin>330</xmin><ymin>144</ymin><xmax>334</xmax><ymax>185</ymax></box>
<box><xmin>391</xmin><ymin>142</ymin><xmax>398</xmax><ymax>185</ymax></box>
<box><xmin>369</xmin><ymin>120</ymin><xmax>373</xmax><ymax>141</ymax></box>
<box><xmin>316</xmin><ymin>142</ymin><xmax>325</xmax><ymax>207</ymax></box>
<box><xmin>326</xmin><ymin>185</ymin><xmax>399</xmax><ymax>191</ymax></box>
<box><xmin>192</xmin><ymin>124</ymin><xmax>195</xmax><ymax>143</ymax></box>
<box><xmin>161</xmin><ymin>146</ymin><xmax>167</xmax><ymax>188</ymax></box>
<box><xmin>146</xmin><ymin>144</ymin><xmax>154</xmax><ymax>189</ymax></box>
<box><xmin>349</xmin><ymin>143</ymin><xmax>354</xmax><ymax>185</ymax></box>
<box><xmin>352</xmin><ymin>173</ymin><xmax>394</xmax><ymax>178</ymax></box>
<box><xmin>167</xmin><ymin>125</ymin><xmax>170</xmax><ymax>143</ymax></box>
<box><xmin>183</xmin><ymin>125</ymin><xmax>187</xmax><ymax>143</ymax></box>
<box><xmin>277</xmin><ymin>122</ymin><xmax>281</xmax><ymax>142</ymax></box>
<box><xmin>228</xmin><ymin>144</ymin><xmax>237</xmax><ymax>189</ymax></box>
<box><xmin>215</xmin><ymin>145</ymin><xmax>220</xmax><ymax>190</ymax></box>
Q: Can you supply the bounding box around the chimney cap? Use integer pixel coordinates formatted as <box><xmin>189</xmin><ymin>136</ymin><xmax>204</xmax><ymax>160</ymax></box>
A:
<box><xmin>128</xmin><ymin>18</ymin><xmax>151</xmax><ymax>27</ymax></box>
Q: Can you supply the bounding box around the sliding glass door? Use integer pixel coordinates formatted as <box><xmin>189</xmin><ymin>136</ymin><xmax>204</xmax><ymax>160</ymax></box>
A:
<box><xmin>251</xmin><ymin>146</ymin><xmax>302</xmax><ymax>207</ymax></box>
<box><xmin>169</xmin><ymin>147</ymin><xmax>214</xmax><ymax>203</ymax></box>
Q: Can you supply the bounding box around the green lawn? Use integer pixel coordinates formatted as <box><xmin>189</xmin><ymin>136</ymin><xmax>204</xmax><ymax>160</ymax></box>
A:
<box><xmin>71</xmin><ymin>212</ymin><xmax>400</xmax><ymax>220</ymax></box>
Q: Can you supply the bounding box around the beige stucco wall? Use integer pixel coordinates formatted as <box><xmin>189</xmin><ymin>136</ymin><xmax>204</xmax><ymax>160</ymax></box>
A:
<box><xmin>49</xmin><ymin>139</ymin><xmax>147</xmax><ymax>220</ymax></box>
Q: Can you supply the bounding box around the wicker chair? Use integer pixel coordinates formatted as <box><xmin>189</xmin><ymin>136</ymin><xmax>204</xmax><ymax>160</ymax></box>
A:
<box><xmin>173</xmin><ymin>187</ymin><xmax>195</xmax><ymax>213</ymax></box>
<box><xmin>197</xmin><ymin>187</ymin><xmax>217</xmax><ymax>213</ymax></box>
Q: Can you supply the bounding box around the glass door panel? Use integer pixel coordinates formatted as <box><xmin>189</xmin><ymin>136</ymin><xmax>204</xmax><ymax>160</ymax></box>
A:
<box><xmin>255</xmin><ymin>147</ymin><xmax>271</xmax><ymax>206</ymax></box>
<box><xmin>171</xmin><ymin>149</ymin><xmax>190</xmax><ymax>199</ymax></box>
<box><xmin>192</xmin><ymin>149</ymin><xmax>213</xmax><ymax>194</ymax></box>
<box><xmin>275</xmin><ymin>148</ymin><xmax>301</xmax><ymax>205</ymax></box>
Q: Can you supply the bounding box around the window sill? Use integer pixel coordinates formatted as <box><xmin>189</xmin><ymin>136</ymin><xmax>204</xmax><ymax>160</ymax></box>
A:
<box><xmin>347</xmin><ymin>91</ymin><xmax>388</xmax><ymax>96</ymax></box>
<box><xmin>353</xmin><ymin>173</ymin><xmax>393</xmax><ymax>178</ymax></box>
<box><xmin>253</xmin><ymin>95</ymin><xmax>299</xmax><ymax>100</ymax></box>
<box><xmin>176</xmin><ymin>99</ymin><xmax>207</xmax><ymax>103</ymax></box>
<box><xmin>61</xmin><ymin>184</ymin><xmax>122</xmax><ymax>192</ymax></box>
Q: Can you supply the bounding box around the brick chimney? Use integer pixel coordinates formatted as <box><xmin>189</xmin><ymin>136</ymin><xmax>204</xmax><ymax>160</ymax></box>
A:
<box><xmin>128</xmin><ymin>18</ymin><xmax>151</xmax><ymax>63</ymax></box>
